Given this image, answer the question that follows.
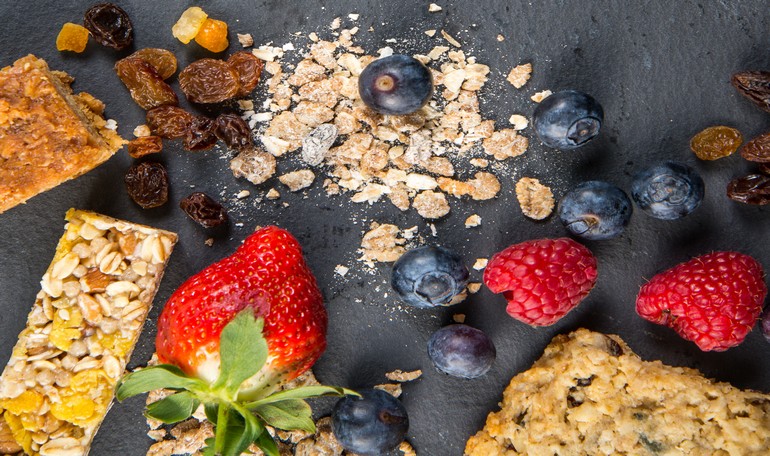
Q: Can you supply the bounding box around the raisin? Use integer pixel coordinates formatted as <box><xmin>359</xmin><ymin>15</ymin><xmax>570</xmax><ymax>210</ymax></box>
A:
<box><xmin>180</xmin><ymin>192</ymin><xmax>228</xmax><ymax>228</ymax></box>
<box><xmin>125</xmin><ymin>162</ymin><xmax>169</xmax><ymax>209</ymax></box>
<box><xmin>227</xmin><ymin>51</ymin><xmax>263</xmax><ymax>98</ymax></box>
<box><xmin>127</xmin><ymin>136</ymin><xmax>163</xmax><ymax>158</ymax></box>
<box><xmin>727</xmin><ymin>174</ymin><xmax>770</xmax><ymax>205</ymax></box>
<box><xmin>179</xmin><ymin>59</ymin><xmax>240</xmax><ymax>104</ymax></box>
<box><xmin>56</xmin><ymin>23</ymin><xmax>90</xmax><ymax>53</ymax></box>
<box><xmin>194</xmin><ymin>18</ymin><xmax>229</xmax><ymax>53</ymax></box>
<box><xmin>759</xmin><ymin>163</ymin><xmax>770</xmax><ymax>175</ymax></box>
<box><xmin>115</xmin><ymin>58</ymin><xmax>178</xmax><ymax>110</ymax></box>
<box><xmin>128</xmin><ymin>48</ymin><xmax>177</xmax><ymax>80</ymax></box>
<box><xmin>172</xmin><ymin>6</ymin><xmax>208</xmax><ymax>44</ymax></box>
<box><xmin>740</xmin><ymin>132</ymin><xmax>770</xmax><ymax>163</ymax></box>
<box><xmin>214</xmin><ymin>113</ymin><xmax>253</xmax><ymax>150</ymax></box>
<box><xmin>146</xmin><ymin>106</ymin><xmax>195</xmax><ymax>139</ymax></box>
<box><xmin>690</xmin><ymin>126</ymin><xmax>742</xmax><ymax>161</ymax></box>
<box><xmin>731</xmin><ymin>71</ymin><xmax>770</xmax><ymax>113</ymax></box>
<box><xmin>183</xmin><ymin>116</ymin><xmax>218</xmax><ymax>151</ymax></box>
<box><xmin>84</xmin><ymin>3</ymin><xmax>133</xmax><ymax>51</ymax></box>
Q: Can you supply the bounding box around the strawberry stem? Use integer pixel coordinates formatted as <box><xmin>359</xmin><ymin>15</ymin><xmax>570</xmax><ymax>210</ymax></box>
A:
<box><xmin>215</xmin><ymin>402</ymin><xmax>229</xmax><ymax>454</ymax></box>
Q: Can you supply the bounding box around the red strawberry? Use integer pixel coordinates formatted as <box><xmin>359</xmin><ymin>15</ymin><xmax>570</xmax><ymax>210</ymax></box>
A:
<box><xmin>156</xmin><ymin>225</ymin><xmax>327</xmax><ymax>393</ymax></box>
<box><xmin>484</xmin><ymin>238</ymin><xmax>598</xmax><ymax>326</ymax></box>
<box><xmin>636</xmin><ymin>251</ymin><xmax>767</xmax><ymax>351</ymax></box>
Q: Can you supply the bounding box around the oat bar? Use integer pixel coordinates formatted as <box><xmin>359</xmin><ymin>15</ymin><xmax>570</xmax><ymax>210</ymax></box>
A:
<box><xmin>0</xmin><ymin>209</ymin><xmax>177</xmax><ymax>456</ymax></box>
<box><xmin>465</xmin><ymin>329</ymin><xmax>770</xmax><ymax>455</ymax></box>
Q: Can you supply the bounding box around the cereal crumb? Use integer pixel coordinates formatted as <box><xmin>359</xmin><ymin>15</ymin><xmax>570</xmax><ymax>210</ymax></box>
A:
<box><xmin>515</xmin><ymin>177</ymin><xmax>555</xmax><ymax>220</ymax></box>
<box><xmin>279</xmin><ymin>170</ymin><xmax>315</xmax><ymax>192</ymax></box>
<box><xmin>230</xmin><ymin>148</ymin><xmax>277</xmax><ymax>185</ymax></box>
<box><xmin>330</xmin><ymin>17</ymin><xmax>341</xmax><ymax>30</ymax></box>
<box><xmin>473</xmin><ymin>258</ymin><xmax>488</xmax><ymax>270</ymax></box>
<box><xmin>237</xmin><ymin>33</ymin><xmax>254</xmax><ymax>47</ymax></box>
<box><xmin>236</xmin><ymin>190</ymin><xmax>251</xmax><ymax>199</ymax></box>
<box><xmin>133</xmin><ymin>124</ymin><xmax>151</xmax><ymax>137</ymax></box>
<box><xmin>385</xmin><ymin>369</ymin><xmax>423</xmax><ymax>382</ymax></box>
<box><xmin>105</xmin><ymin>119</ymin><xmax>118</xmax><ymax>130</ymax></box>
<box><xmin>348</xmin><ymin>13</ymin><xmax>360</xmax><ymax>20</ymax></box>
<box><xmin>465</xmin><ymin>214</ymin><xmax>482</xmax><ymax>228</ymax></box>
<box><xmin>468</xmin><ymin>283</ymin><xmax>482</xmax><ymax>294</ymax></box>
<box><xmin>334</xmin><ymin>265</ymin><xmax>349</xmax><ymax>277</ymax></box>
<box><xmin>469</xmin><ymin>158</ymin><xmax>489</xmax><ymax>168</ymax></box>
<box><xmin>204</xmin><ymin>238</ymin><xmax>214</xmax><ymax>247</ymax></box>
<box><xmin>531</xmin><ymin>90</ymin><xmax>553</xmax><ymax>103</ymax></box>
<box><xmin>425</xmin><ymin>29</ymin><xmax>437</xmax><ymax>37</ymax></box>
<box><xmin>497</xmin><ymin>34</ymin><xmax>505</xmax><ymax>42</ymax></box>
<box><xmin>509</xmin><ymin>114</ymin><xmax>529</xmax><ymax>130</ymax></box>
<box><xmin>453</xmin><ymin>313</ymin><xmax>466</xmax><ymax>323</ymax></box>
<box><xmin>399</xmin><ymin>441</ymin><xmax>418</xmax><ymax>456</ymax></box>
<box><xmin>412</xmin><ymin>190</ymin><xmax>450</xmax><ymax>219</ymax></box>
<box><xmin>483</xmin><ymin>129</ymin><xmax>528</xmax><ymax>161</ymax></box>
<box><xmin>308</xmin><ymin>32</ymin><xmax>319</xmax><ymax>42</ymax></box>
<box><xmin>359</xmin><ymin>223</ymin><xmax>406</xmax><ymax>265</ymax></box>
<box><xmin>441</xmin><ymin>29</ymin><xmax>462</xmax><ymax>47</ymax></box>
<box><xmin>266</xmin><ymin>188</ymin><xmax>280</xmax><ymax>199</ymax></box>
<box><xmin>428</xmin><ymin>3</ymin><xmax>443</xmax><ymax>12</ymax></box>
<box><xmin>237</xmin><ymin>99</ymin><xmax>254</xmax><ymax>111</ymax></box>
<box><xmin>507</xmin><ymin>63</ymin><xmax>532</xmax><ymax>89</ymax></box>
<box><xmin>375</xmin><ymin>383</ymin><xmax>403</xmax><ymax>398</ymax></box>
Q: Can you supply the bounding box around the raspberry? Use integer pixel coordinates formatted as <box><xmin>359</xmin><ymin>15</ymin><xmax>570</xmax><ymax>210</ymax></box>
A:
<box><xmin>636</xmin><ymin>251</ymin><xmax>767</xmax><ymax>351</ymax></box>
<box><xmin>483</xmin><ymin>238</ymin><xmax>598</xmax><ymax>326</ymax></box>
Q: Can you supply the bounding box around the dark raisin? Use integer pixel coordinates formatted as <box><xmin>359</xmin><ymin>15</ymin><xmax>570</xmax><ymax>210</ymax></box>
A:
<box><xmin>179</xmin><ymin>59</ymin><xmax>240</xmax><ymax>104</ymax></box>
<box><xmin>604</xmin><ymin>336</ymin><xmax>623</xmax><ymax>356</ymax></box>
<box><xmin>731</xmin><ymin>71</ymin><xmax>770</xmax><ymax>113</ymax></box>
<box><xmin>513</xmin><ymin>409</ymin><xmax>528</xmax><ymax>426</ymax></box>
<box><xmin>214</xmin><ymin>113</ymin><xmax>253</xmax><ymax>150</ymax></box>
<box><xmin>759</xmin><ymin>163</ymin><xmax>770</xmax><ymax>175</ymax></box>
<box><xmin>146</xmin><ymin>106</ymin><xmax>195</xmax><ymax>139</ymax></box>
<box><xmin>740</xmin><ymin>132</ymin><xmax>770</xmax><ymax>163</ymax></box>
<box><xmin>575</xmin><ymin>376</ymin><xmax>594</xmax><ymax>387</ymax></box>
<box><xmin>183</xmin><ymin>116</ymin><xmax>218</xmax><ymax>151</ymax></box>
<box><xmin>115</xmin><ymin>58</ymin><xmax>178</xmax><ymax>110</ymax></box>
<box><xmin>727</xmin><ymin>174</ymin><xmax>770</xmax><ymax>205</ymax></box>
<box><xmin>128</xmin><ymin>48</ymin><xmax>177</xmax><ymax>80</ymax></box>
<box><xmin>127</xmin><ymin>136</ymin><xmax>163</xmax><ymax>158</ymax></box>
<box><xmin>180</xmin><ymin>192</ymin><xmax>228</xmax><ymax>228</ymax></box>
<box><xmin>84</xmin><ymin>3</ymin><xmax>133</xmax><ymax>50</ymax></box>
<box><xmin>125</xmin><ymin>162</ymin><xmax>168</xmax><ymax>209</ymax></box>
<box><xmin>227</xmin><ymin>51</ymin><xmax>263</xmax><ymax>98</ymax></box>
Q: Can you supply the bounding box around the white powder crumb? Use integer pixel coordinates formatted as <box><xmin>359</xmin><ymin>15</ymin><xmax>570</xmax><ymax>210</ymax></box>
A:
<box><xmin>402</xmin><ymin>226</ymin><xmax>419</xmax><ymax>240</ymax></box>
<box><xmin>428</xmin><ymin>3</ymin><xmax>443</xmax><ymax>12</ymax></box>
<box><xmin>468</xmin><ymin>283</ymin><xmax>481</xmax><ymax>294</ymax></box>
<box><xmin>465</xmin><ymin>214</ymin><xmax>482</xmax><ymax>228</ymax></box>
<box><xmin>266</xmin><ymin>188</ymin><xmax>280</xmax><ymax>199</ymax></box>
<box><xmin>237</xmin><ymin>33</ymin><xmax>254</xmax><ymax>47</ymax></box>
<box><xmin>509</xmin><ymin>114</ymin><xmax>529</xmax><ymax>130</ymax></box>
<box><xmin>349</xmin><ymin>26</ymin><xmax>359</xmax><ymax>35</ymax></box>
<box><xmin>236</xmin><ymin>190</ymin><xmax>251</xmax><ymax>199</ymax></box>
<box><xmin>334</xmin><ymin>265</ymin><xmax>349</xmax><ymax>277</ymax></box>
<box><xmin>378</xmin><ymin>46</ymin><xmax>394</xmax><ymax>58</ymax></box>
<box><xmin>330</xmin><ymin>17</ymin><xmax>341</xmax><ymax>30</ymax></box>
<box><xmin>105</xmin><ymin>119</ymin><xmax>118</xmax><ymax>130</ymax></box>
<box><xmin>429</xmin><ymin>224</ymin><xmax>438</xmax><ymax>237</ymax></box>
<box><xmin>497</xmin><ymin>34</ymin><xmax>505</xmax><ymax>41</ymax></box>
<box><xmin>133</xmin><ymin>124</ymin><xmax>151</xmax><ymax>137</ymax></box>
<box><xmin>235</xmin><ymin>223</ymin><xmax>244</xmax><ymax>227</ymax></box>
<box><xmin>531</xmin><ymin>90</ymin><xmax>553</xmax><ymax>103</ymax></box>
<box><xmin>473</xmin><ymin>258</ymin><xmax>488</xmax><ymax>270</ymax></box>
<box><xmin>385</xmin><ymin>38</ymin><xmax>397</xmax><ymax>43</ymax></box>
<box><xmin>282</xmin><ymin>42</ymin><xmax>295</xmax><ymax>51</ymax></box>
<box><xmin>453</xmin><ymin>314</ymin><xmax>466</xmax><ymax>323</ymax></box>
<box><xmin>425</xmin><ymin>29</ymin><xmax>437</xmax><ymax>37</ymax></box>
<box><xmin>348</xmin><ymin>13</ymin><xmax>360</xmax><ymax>20</ymax></box>
<box><xmin>441</xmin><ymin>29</ymin><xmax>462</xmax><ymax>47</ymax></box>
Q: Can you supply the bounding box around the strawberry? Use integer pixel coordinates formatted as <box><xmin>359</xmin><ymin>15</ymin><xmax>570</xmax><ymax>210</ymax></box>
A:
<box><xmin>483</xmin><ymin>238</ymin><xmax>598</xmax><ymax>326</ymax></box>
<box><xmin>636</xmin><ymin>251</ymin><xmax>767</xmax><ymax>351</ymax></box>
<box><xmin>116</xmin><ymin>226</ymin><xmax>354</xmax><ymax>456</ymax></box>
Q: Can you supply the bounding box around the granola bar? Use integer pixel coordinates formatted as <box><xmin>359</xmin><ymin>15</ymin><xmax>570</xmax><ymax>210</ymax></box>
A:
<box><xmin>0</xmin><ymin>55</ymin><xmax>126</xmax><ymax>214</ymax></box>
<box><xmin>0</xmin><ymin>209</ymin><xmax>177</xmax><ymax>456</ymax></box>
<box><xmin>465</xmin><ymin>329</ymin><xmax>770</xmax><ymax>455</ymax></box>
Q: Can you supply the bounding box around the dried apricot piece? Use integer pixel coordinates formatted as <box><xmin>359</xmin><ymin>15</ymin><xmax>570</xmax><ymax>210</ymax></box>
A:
<box><xmin>172</xmin><ymin>6</ymin><xmax>208</xmax><ymax>44</ymax></box>
<box><xmin>128</xmin><ymin>48</ymin><xmax>177</xmax><ymax>80</ymax></box>
<box><xmin>228</xmin><ymin>51</ymin><xmax>263</xmax><ymax>97</ymax></box>
<box><xmin>179</xmin><ymin>58</ymin><xmax>240</xmax><ymax>103</ymax></box>
<box><xmin>56</xmin><ymin>23</ymin><xmax>90</xmax><ymax>53</ymax></box>
<box><xmin>690</xmin><ymin>126</ymin><xmax>742</xmax><ymax>160</ymax></box>
<box><xmin>115</xmin><ymin>57</ymin><xmax>179</xmax><ymax>110</ymax></box>
<box><xmin>195</xmin><ymin>18</ymin><xmax>229</xmax><ymax>53</ymax></box>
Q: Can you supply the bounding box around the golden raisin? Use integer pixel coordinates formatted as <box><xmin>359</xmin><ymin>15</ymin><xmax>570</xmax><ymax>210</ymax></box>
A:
<box><xmin>194</xmin><ymin>18</ymin><xmax>229</xmax><ymax>53</ymax></box>
<box><xmin>128</xmin><ymin>48</ymin><xmax>177</xmax><ymax>80</ymax></box>
<box><xmin>56</xmin><ymin>23</ymin><xmax>90</xmax><ymax>53</ymax></box>
<box><xmin>172</xmin><ymin>6</ymin><xmax>208</xmax><ymax>44</ymax></box>
<box><xmin>690</xmin><ymin>126</ymin><xmax>743</xmax><ymax>160</ymax></box>
<box><xmin>128</xmin><ymin>136</ymin><xmax>163</xmax><ymax>158</ymax></box>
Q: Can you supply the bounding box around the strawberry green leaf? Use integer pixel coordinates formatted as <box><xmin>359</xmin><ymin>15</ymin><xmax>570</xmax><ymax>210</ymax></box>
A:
<box><xmin>145</xmin><ymin>391</ymin><xmax>200</xmax><ymax>424</ymax></box>
<box><xmin>252</xmin><ymin>398</ymin><xmax>315</xmax><ymax>433</ymax></box>
<box><xmin>116</xmin><ymin>365</ymin><xmax>205</xmax><ymax>401</ymax></box>
<box><xmin>205</xmin><ymin>403</ymin><xmax>219</xmax><ymax>424</ymax></box>
<box><xmin>246</xmin><ymin>385</ymin><xmax>357</xmax><ymax>408</ymax></box>
<box><xmin>213</xmin><ymin>311</ymin><xmax>268</xmax><ymax>397</ymax></box>
<box><xmin>201</xmin><ymin>438</ymin><xmax>216</xmax><ymax>456</ymax></box>
<box><xmin>216</xmin><ymin>405</ymin><xmax>264</xmax><ymax>456</ymax></box>
<box><xmin>255</xmin><ymin>430</ymin><xmax>280</xmax><ymax>456</ymax></box>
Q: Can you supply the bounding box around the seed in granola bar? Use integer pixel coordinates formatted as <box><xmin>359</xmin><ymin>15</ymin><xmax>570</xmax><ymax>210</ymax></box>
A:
<box><xmin>179</xmin><ymin>58</ymin><xmax>240</xmax><ymax>104</ymax></box>
<box><xmin>332</xmin><ymin>389</ymin><xmax>409</xmax><ymax>455</ymax></box>
<box><xmin>359</xmin><ymin>55</ymin><xmax>433</xmax><ymax>115</ymax></box>
<box><xmin>230</xmin><ymin>147</ymin><xmax>276</xmax><ymax>185</ymax></box>
<box><xmin>533</xmin><ymin>90</ymin><xmax>603</xmax><ymax>150</ymax></box>
<box><xmin>194</xmin><ymin>18</ymin><xmax>229</xmax><ymax>53</ymax></box>
<box><xmin>559</xmin><ymin>181</ymin><xmax>632</xmax><ymax>240</ymax></box>
<box><xmin>183</xmin><ymin>116</ymin><xmax>218</xmax><ymax>151</ymax></box>
<box><xmin>227</xmin><ymin>51</ymin><xmax>264</xmax><ymax>97</ymax></box>
<box><xmin>84</xmin><ymin>3</ymin><xmax>133</xmax><ymax>50</ymax></box>
<box><xmin>214</xmin><ymin>113</ymin><xmax>253</xmax><ymax>150</ymax></box>
<box><xmin>56</xmin><ymin>23</ymin><xmax>90</xmax><ymax>53</ymax></box>
<box><xmin>690</xmin><ymin>126</ymin><xmax>743</xmax><ymax>160</ymax></box>
<box><xmin>180</xmin><ymin>192</ymin><xmax>228</xmax><ymax>227</ymax></box>
<box><xmin>127</xmin><ymin>136</ymin><xmax>163</xmax><ymax>158</ymax></box>
<box><xmin>391</xmin><ymin>246</ymin><xmax>469</xmax><ymax>308</ymax></box>
<box><xmin>124</xmin><ymin>162</ymin><xmax>169</xmax><ymax>209</ymax></box>
<box><xmin>115</xmin><ymin>58</ymin><xmax>179</xmax><ymax>110</ymax></box>
<box><xmin>146</xmin><ymin>106</ymin><xmax>195</xmax><ymax>139</ymax></box>
<box><xmin>128</xmin><ymin>48</ymin><xmax>178</xmax><ymax>80</ymax></box>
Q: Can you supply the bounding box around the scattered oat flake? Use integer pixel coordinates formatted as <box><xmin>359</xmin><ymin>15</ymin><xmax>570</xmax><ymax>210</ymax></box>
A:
<box><xmin>531</xmin><ymin>89</ymin><xmax>553</xmax><ymax>103</ymax></box>
<box><xmin>334</xmin><ymin>265</ymin><xmax>349</xmax><ymax>277</ymax></box>
<box><xmin>473</xmin><ymin>258</ymin><xmax>488</xmax><ymax>270</ymax></box>
<box><xmin>348</xmin><ymin>13</ymin><xmax>360</xmax><ymax>20</ymax></box>
<box><xmin>330</xmin><ymin>17</ymin><xmax>341</xmax><ymax>30</ymax></box>
<box><xmin>497</xmin><ymin>34</ymin><xmax>505</xmax><ymax>41</ymax></box>
<box><xmin>516</xmin><ymin>177</ymin><xmax>555</xmax><ymax>220</ymax></box>
<box><xmin>308</xmin><ymin>31</ymin><xmax>319</xmax><ymax>42</ymax></box>
<box><xmin>465</xmin><ymin>214</ymin><xmax>481</xmax><ymax>228</ymax></box>
<box><xmin>236</xmin><ymin>190</ymin><xmax>251</xmax><ymax>199</ymax></box>
<box><xmin>412</xmin><ymin>190</ymin><xmax>450</xmax><ymax>219</ymax></box>
<box><xmin>509</xmin><ymin>114</ymin><xmax>529</xmax><ymax>130</ymax></box>
<box><xmin>425</xmin><ymin>29</ymin><xmax>437</xmax><ymax>37</ymax></box>
<box><xmin>468</xmin><ymin>283</ymin><xmax>482</xmax><ymax>294</ymax></box>
<box><xmin>385</xmin><ymin>369</ymin><xmax>423</xmax><ymax>382</ymax></box>
<box><xmin>133</xmin><ymin>124</ymin><xmax>150</xmax><ymax>137</ymax></box>
<box><xmin>453</xmin><ymin>313</ymin><xmax>466</xmax><ymax>323</ymax></box>
<box><xmin>266</xmin><ymin>188</ymin><xmax>280</xmax><ymax>199</ymax></box>
<box><xmin>429</xmin><ymin>3</ymin><xmax>443</xmax><ymax>12</ymax></box>
<box><xmin>237</xmin><ymin>33</ymin><xmax>254</xmax><ymax>47</ymax></box>
<box><xmin>359</xmin><ymin>223</ymin><xmax>406</xmax><ymax>265</ymax></box>
<box><xmin>375</xmin><ymin>383</ymin><xmax>403</xmax><ymax>398</ymax></box>
<box><xmin>279</xmin><ymin>170</ymin><xmax>315</xmax><ymax>191</ymax></box>
<box><xmin>230</xmin><ymin>148</ymin><xmax>277</xmax><ymax>185</ymax></box>
<box><xmin>441</xmin><ymin>29</ymin><xmax>461</xmax><ymax>47</ymax></box>
<box><xmin>402</xmin><ymin>225</ymin><xmax>419</xmax><ymax>240</ymax></box>
<box><xmin>507</xmin><ymin>63</ymin><xmax>532</xmax><ymax>89</ymax></box>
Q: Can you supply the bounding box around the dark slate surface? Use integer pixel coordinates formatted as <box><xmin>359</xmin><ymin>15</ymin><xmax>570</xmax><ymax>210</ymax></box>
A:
<box><xmin>1</xmin><ymin>1</ymin><xmax>770</xmax><ymax>455</ymax></box>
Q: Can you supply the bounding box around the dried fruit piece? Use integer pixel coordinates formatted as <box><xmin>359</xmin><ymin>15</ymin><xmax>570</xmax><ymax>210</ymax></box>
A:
<box><xmin>731</xmin><ymin>71</ymin><xmax>770</xmax><ymax>113</ymax></box>
<box><xmin>183</xmin><ymin>116</ymin><xmax>218</xmax><ymax>151</ymax></box>
<box><xmin>740</xmin><ymin>132</ymin><xmax>770</xmax><ymax>163</ymax></box>
<box><xmin>194</xmin><ymin>18</ymin><xmax>229</xmax><ymax>53</ymax></box>
<box><xmin>127</xmin><ymin>136</ymin><xmax>163</xmax><ymax>158</ymax></box>
<box><xmin>128</xmin><ymin>48</ymin><xmax>177</xmax><ymax>80</ymax></box>
<box><xmin>180</xmin><ymin>192</ymin><xmax>228</xmax><ymax>227</ymax></box>
<box><xmin>172</xmin><ymin>6</ymin><xmax>208</xmax><ymax>44</ymax></box>
<box><xmin>227</xmin><ymin>51</ymin><xmax>263</xmax><ymax>97</ymax></box>
<box><xmin>146</xmin><ymin>105</ymin><xmax>195</xmax><ymax>139</ymax></box>
<box><xmin>125</xmin><ymin>161</ymin><xmax>169</xmax><ymax>208</ymax></box>
<box><xmin>727</xmin><ymin>174</ymin><xmax>770</xmax><ymax>205</ymax></box>
<box><xmin>115</xmin><ymin>58</ymin><xmax>178</xmax><ymax>110</ymax></box>
<box><xmin>759</xmin><ymin>163</ymin><xmax>770</xmax><ymax>175</ymax></box>
<box><xmin>214</xmin><ymin>113</ymin><xmax>253</xmax><ymax>150</ymax></box>
<box><xmin>84</xmin><ymin>3</ymin><xmax>133</xmax><ymax>50</ymax></box>
<box><xmin>179</xmin><ymin>58</ymin><xmax>240</xmax><ymax>103</ymax></box>
<box><xmin>690</xmin><ymin>126</ymin><xmax>742</xmax><ymax>160</ymax></box>
<box><xmin>56</xmin><ymin>23</ymin><xmax>90</xmax><ymax>53</ymax></box>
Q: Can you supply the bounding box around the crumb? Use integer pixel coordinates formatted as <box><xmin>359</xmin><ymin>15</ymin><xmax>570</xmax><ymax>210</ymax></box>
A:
<box><xmin>334</xmin><ymin>265</ymin><xmax>349</xmax><ymax>277</ymax></box>
<box><xmin>385</xmin><ymin>369</ymin><xmax>423</xmax><ymax>382</ymax></box>
<box><xmin>348</xmin><ymin>13</ymin><xmax>360</xmax><ymax>20</ymax></box>
<box><xmin>449</xmin><ymin>289</ymin><xmax>468</xmax><ymax>305</ymax></box>
<box><xmin>507</xmin><ymin>63</ymin><xmax>532</xmax><ymax>89</ymax></box>
<box><xmin>531</xmin><ymin>90</ymin><xmax>553</xmax><ymax>103</ymax></box>
<box><xmin>412</xmin><ymin>190</ymin><xmax>450</xmax><ymax>219</ymax></box>
<box><xmin>374</xmin><ymin>383</ymin><xmax>403</xmax><ymax>398</ymax></box>
<box><xmin>429</xmin><ymin>3</ymin><xmax>443</xmax><ymax>12</ymax></box>
<box><xmin>497</xmin><ymin>34</ymin><xmax>505</xmax><ymax>41</ymax></box>
<box><xmin>465</xmin><ymin>214</ymin><xmax>482</xmax><ymax>227</ymax></box>
<box><xmin>453</xmin><ymin>313</ymin><xmax>466</xmax><ymax>323</ymax></box>
<box><xmin>133</xmin><ymin>124</ymin><xmax>151</xmax><ymax>137</ymax></box>
<box><xmin>509</xmin><ymin>114</ymin><xmax>529</xmax><ymax>130</ymax></box>
<box><xmin>237</xmin><ymin>33</ymin><xmax>254</xmax><ymax>47</ymax></box>
<box><xmin>105</xmin><ymin>119</ymin><xmax>118</xmax><ymax>130</ymax></box>
<box><xmin>359</xmin><ymin>222</ymin><xmax>406</xmax><ymax>265</ymax></box>
<box><xmin>425</xmin><ymin>29</ymin><xmax>437</xmax><ymax>37</ymax></box>
<box><xmin>399</xmin><ymin>441</ymin><xmax>418</xmax><ymax>456</ymax></box>
<box><xmin>204</xmin><ymin>238</ymin><xmax>214</xmax><ymax>247</ymax></box>
<box><xmin>330</xmin><ymin>17</ymin><xmax>341</xmax><ymax>30</ymax></box>
<box><xmin>308</xmin><ymin>32</ymin><xmax>319</xmax><ymax>42</ymax></box>
<box><xmin>469</xmin><ymin>158</ymin><xmax>489</xmax><ymax>168</ymax></box>
<box><xmin>147</xmin><ymin>429</ymin><xmax>166</xmax><ymax>441</ymax></box>
<box><xmin>401</xmin><ymin>225</ymin><xmax>419</xmax><ymax>240</ymax></box>
<box><xmin>441</xmin><ymin>29</ymin><xmax>462</xmax><ymax>47</ymax></box>
<box><xmin>473</xmin><ymin>258</ymin><xmax>488</xmax><ymax>270</ymax></box>
<box><xmin>429</xmin><ymin>223</ymin><xmax>438</xmax><ymax>237</ymax></box>
<box><xmin>515</xmin><ymin>177</ymin><xmax>555</xmax><ymax>220</ymax></box>
<box><xmin>468</xmin><ymin>283</ymin><xmax>481</xmax><ymax>294</ymax></box>
<box><xmin>236</xmin><ymin>190</ymin><xmax>250</xmax><ymax>199</ymax></box>
<box><xmin>279</xmin><ymin>169</ymin><xmax>315</xmax><ymax>191</ymax></box>
<box><xmin>237</xmin><ymin>99</ymin><xmax>254</xmax><ymax>111</ymax></box>
<box><xmin>266</xmin><ymin>188</ymin><xmax>280</xmax><ymax>199</ymax></box>
<box><xmin>230</xmin><ymin>148</ymin><xmax>277</xmax><ymax>185</ymax></box>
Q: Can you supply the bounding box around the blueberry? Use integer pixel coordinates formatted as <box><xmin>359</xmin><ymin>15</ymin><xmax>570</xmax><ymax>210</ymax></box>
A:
<box><xmin>533</xmin><ymin>90</ymin><xmax>604</xmax><ymax>150</ymax></box>
<box><xmin>332</xmin><ymin>389</ymin><xmax>409</xmax><ymax>455</ymax></box>
<box><xmin>631</xmin><ymin>161</ymin><xmax>705</xmax><ymax>220</ymax></box>
<box><xmin>391</xmin><ymin>246</ymin><xmax>469</xmax><ymax>308</ymax></box>
<box><xmin>428</xmin><ymin>324</ymin><xmax>496</xmax><ymax>379</ymax></box>
<box><xmin>358</xmin><ymin>54</ymin><xmax>433</xmax><ymax>115</ymax></box>
<box><xmin>558</xmin><ymin>181</ymin><xmax>632</xmax><ymax>240</ymax></box>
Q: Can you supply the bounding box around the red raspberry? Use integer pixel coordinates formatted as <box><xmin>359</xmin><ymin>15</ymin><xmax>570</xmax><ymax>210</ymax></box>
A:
<box><xmin>483</xmin><ymin>238</ymin><xmax>598</xmax><ymax>326</ymax></box>
<box><xmin>636</xmin><ymin>251</ymin><xmax>767</xmax><ymax>351</ymax></box>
